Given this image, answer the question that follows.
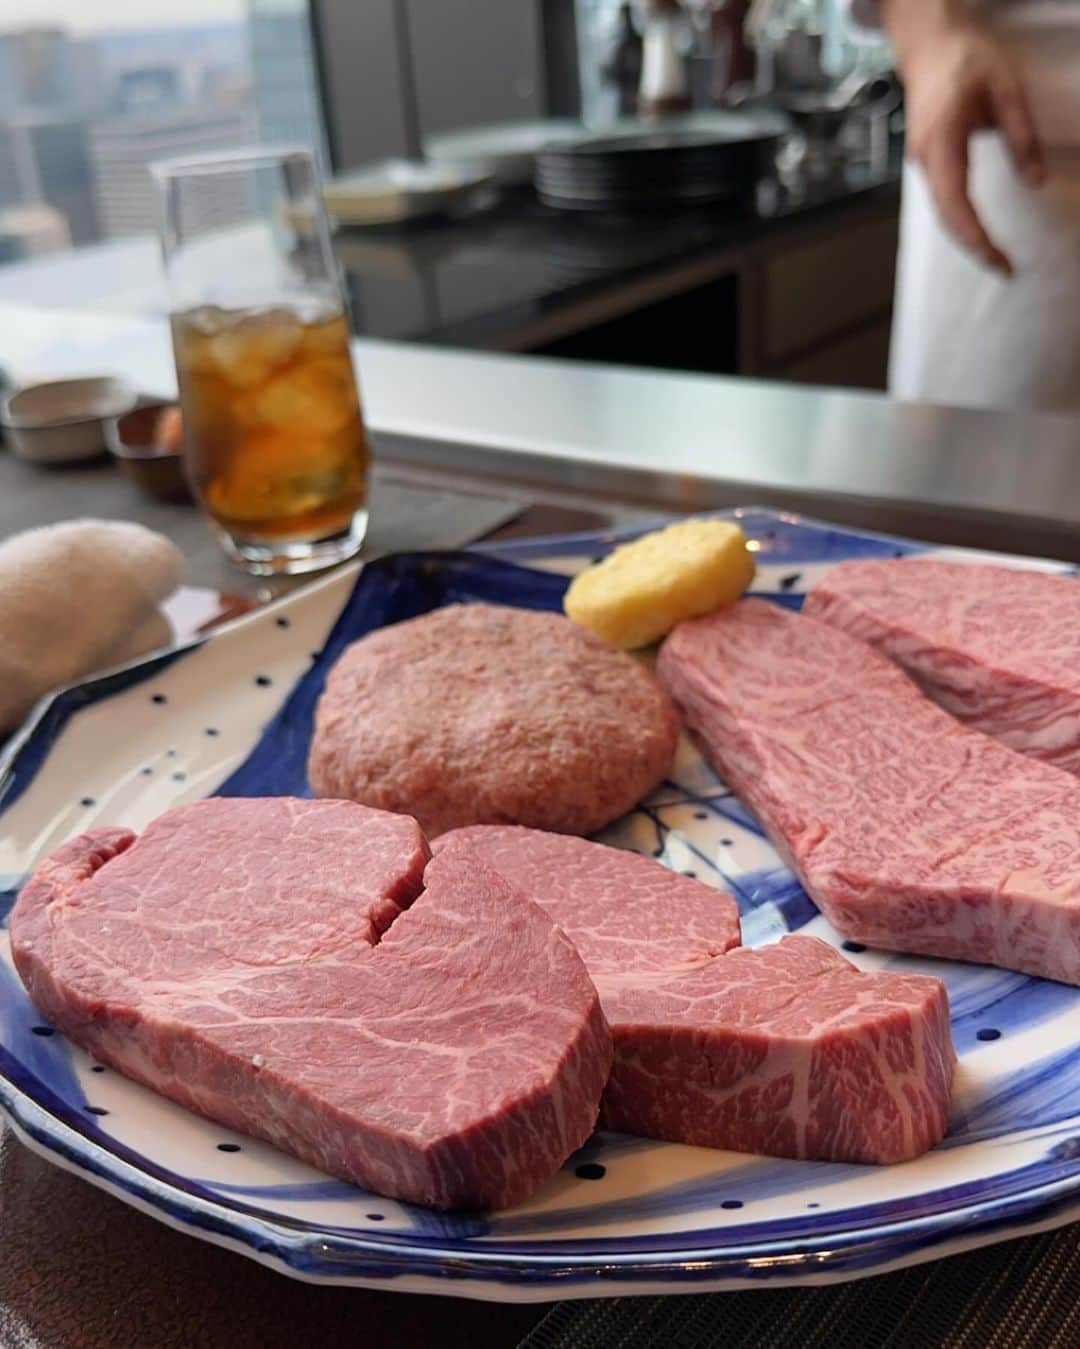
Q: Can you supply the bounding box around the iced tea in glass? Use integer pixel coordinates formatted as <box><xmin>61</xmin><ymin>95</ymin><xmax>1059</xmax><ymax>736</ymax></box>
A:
<box><xmin>154</xmin><ymin>148</ymin><xmax>370</xmax><ymax>574</ymax></box>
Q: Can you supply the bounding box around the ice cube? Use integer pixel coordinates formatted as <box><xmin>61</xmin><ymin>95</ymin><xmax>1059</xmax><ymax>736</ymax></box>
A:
<box><xmin>176</xmin><ymin>331</ymin><xmax>219</xmax><ymax>377</ymax></box>
<box><xmin>209</xmin><ymin>308</ymin><xmax>304</xmax><ymax>388</ymax></box>
<box><xmin>206</xmin><ymin>429</ymin><xmax>355</xmax><ymax>523</ymax></box>
<box><xmin>172</xmin><ymin>309</ymin><xmax>226</xmax><ymax>375</ymax></box>
<box><xmin>302</xmin><ymin>312</ymin><xmax>351</xmax><ymax>357</ymax></box>
<box><xmin>250</xmin><ymin>358</ymin><xmax>358</xmax><ymax>434</ymax></box>
<box><xmin>182</xmin><ymin>305</ymin><xmax>231</xmax><ymax>336</ymax></box>
<box><xmin>184</xmin><ymin>378</ymin><xmax>234</xmax><ymax>433</ymax></box>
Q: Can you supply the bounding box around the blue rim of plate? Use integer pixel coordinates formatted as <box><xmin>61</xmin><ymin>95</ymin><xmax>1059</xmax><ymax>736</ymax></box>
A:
<box><xmin>1</xmin><ymin>1064</ymin><xmax>1076</xmax><ymax>1289</ymax></box>
<box><xmin>0</xmin><ymin>506</ymin><xmax>1077</xmax><ymax>1293</ymax></box>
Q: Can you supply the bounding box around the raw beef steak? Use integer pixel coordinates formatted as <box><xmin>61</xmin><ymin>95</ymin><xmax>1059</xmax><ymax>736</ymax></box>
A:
<box><xmin>11</xmin><ymin>798</ymin><xmax>613</xmax><ymax>1211</ymax></box>
<box><xmin>434</xmin><ymin>825</ymin><xmax>741</xmax><ymax>979</ymax></box>
<box><xmin>434</xmin><ymin>828</ymin><xmax>954</xmax><ymax>1163</ymax></box>
<box><xmin>307</xmin><ymin>602</ymin><xmax>678</xmax><ymax>837</ymax></box>
<box><xmin>601</xmin><ymin>936</ymin><xmax>953</xmax><ymax>1164</ymax></box>
<box><xmin>806</xmin><ymin>558</ymin><xmax>1080</xmax><ymax>775</ymax></box>
<box><xmin>658</xmin><ymin>599</ymin><xmax>1080</xmax><ymax>985</ymax></box>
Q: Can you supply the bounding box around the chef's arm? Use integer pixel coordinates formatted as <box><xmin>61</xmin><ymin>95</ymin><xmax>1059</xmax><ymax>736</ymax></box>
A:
<box><xmin>878</xmin><ymin>0</ymin><xmax>1044</xmax><ymax>273</ymax></box>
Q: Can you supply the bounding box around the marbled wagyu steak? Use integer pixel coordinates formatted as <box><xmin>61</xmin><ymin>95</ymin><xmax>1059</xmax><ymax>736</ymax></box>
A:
<box><xmin>658</xmin><ymin>598</ymin><xmax>1080</xmax><ymax>985</ymax></box>
<box><xmin>435</xmin><ymin>827</ymin><xmax>955</xmax><ymax>1164</ymax></box>
<box><xmin>11</xmin><ymin>798</ymin><xmax>613</xmax><ymax>1211</ymax></box>
<box><xmin>806</xmin><ymin>558</ymin><xmax>1080</xmax><ymax>775</ymax></box>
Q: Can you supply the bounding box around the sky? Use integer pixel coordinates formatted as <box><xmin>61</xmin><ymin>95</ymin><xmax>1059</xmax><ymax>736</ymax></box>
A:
<box><xmin>0</xmin><ymin>1</ymin><xmax>248</xmax><ymax>35</ymax></box>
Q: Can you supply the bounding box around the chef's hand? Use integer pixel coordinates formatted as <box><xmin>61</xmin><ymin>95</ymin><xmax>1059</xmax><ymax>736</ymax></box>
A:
<box><xmin>882</xmin><ymin>0</ymin><xmax>1045</xmax><ymax>274</ymax></box>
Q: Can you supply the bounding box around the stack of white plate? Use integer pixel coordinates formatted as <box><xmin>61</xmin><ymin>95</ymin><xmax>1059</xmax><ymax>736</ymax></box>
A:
<box><xmin>425</xmin><ymin>119</ymin><xmax>588</xmax><ymax>186</ymax></box>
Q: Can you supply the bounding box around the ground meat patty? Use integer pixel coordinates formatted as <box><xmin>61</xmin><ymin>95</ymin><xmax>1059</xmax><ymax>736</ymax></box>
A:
<box><xmin>308</xmin><ymin>602</ymin><xmax>678</xmax><ymax>837</ymax></box>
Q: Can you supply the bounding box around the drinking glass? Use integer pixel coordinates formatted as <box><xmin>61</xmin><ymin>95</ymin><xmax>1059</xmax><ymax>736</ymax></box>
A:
<box><xmin>153</xmin><ymin>147</ymin><xmax>371</xmax><ymax>575</ymax></box>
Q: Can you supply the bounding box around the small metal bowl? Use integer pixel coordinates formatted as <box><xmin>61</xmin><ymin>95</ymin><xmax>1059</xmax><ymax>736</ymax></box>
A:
<box><xmin>105</xmin><ymin>401</ymin><xmax>191</xmax><ymax>503</ymax></box>
<box><xmin>0</xmin><ymin>376</ymin><xmax>136</xmax><ymax>464</ymax></box>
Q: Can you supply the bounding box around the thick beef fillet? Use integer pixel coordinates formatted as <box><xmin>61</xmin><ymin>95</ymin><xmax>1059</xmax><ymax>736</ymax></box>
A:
<box><xmin>658</xmin><ymin>599</ymin><xmax>1080</xmax><ymax>985</ymax></box>
<box><xmin>307</xmin><ymin>602</ymin><xmax>678</xmax><ymax>837</ymax></box>
<box><xmin>602</xmin><ymin>937</ymin><xmax>953</xmax><ymax>1164</ymax></box>
<box><xmin>11</xmin><ymin>798</ymin><xmax>612</xmax><ymax>1211</ymax></box>
<box><xmin>434</xmin><ymin>825</ymin><xmax>741</xmax><ymax>978</ymax></box>
<box><xmin>806</xmin><ymin>558</ymin><xmax>1080</xmax><ymax>775</ymax></box>
<box><xmin>435</xmin><ymin>828</ymin><xmax>954</xmax><ymax>1164</ymax></box>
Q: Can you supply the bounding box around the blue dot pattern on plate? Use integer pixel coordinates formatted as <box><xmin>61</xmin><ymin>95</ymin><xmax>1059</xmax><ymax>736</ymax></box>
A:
<box><xmin>575</xmin><ymin>1163</ymin><xmax>606</xmax><ymax>1181</ymax></box>
<box><xmin>0</xmin><ymin>508</ymin><xmax>1077</xmax><ymax>1295</ymax></box>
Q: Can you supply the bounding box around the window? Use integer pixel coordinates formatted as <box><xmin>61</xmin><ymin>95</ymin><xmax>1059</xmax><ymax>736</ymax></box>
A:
<box><xmin>0</xmin><ymin>0</ymin><xmax>326</xmax><ymax>265</ymax></box>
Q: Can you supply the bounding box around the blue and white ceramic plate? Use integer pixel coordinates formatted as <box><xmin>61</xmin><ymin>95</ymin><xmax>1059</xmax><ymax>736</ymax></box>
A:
<box><xmin>0</xmin><ymin>508</ymin><xmax>1076</xmax><ymax>1300</ymax></box>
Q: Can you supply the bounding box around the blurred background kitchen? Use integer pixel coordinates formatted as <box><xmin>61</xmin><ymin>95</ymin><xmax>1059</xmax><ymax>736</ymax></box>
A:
<box><xmin>0</xmin><ymin>1</ymin><xmax>907</xmax><ymax>396</ymax></box>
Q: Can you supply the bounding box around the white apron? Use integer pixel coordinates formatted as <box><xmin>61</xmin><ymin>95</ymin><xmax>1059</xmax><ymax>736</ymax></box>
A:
<box><xmin>887</xmin><ymin>3</ymin><xmax>1080</xmax><ymax>412</ymax></box>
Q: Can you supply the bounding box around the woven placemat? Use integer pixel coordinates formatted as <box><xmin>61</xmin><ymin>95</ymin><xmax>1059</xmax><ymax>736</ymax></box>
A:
<box><xmin>519</xmin><ymin>1223</ymin><xmax>1080</xmax><ymax>1349</ymax></box>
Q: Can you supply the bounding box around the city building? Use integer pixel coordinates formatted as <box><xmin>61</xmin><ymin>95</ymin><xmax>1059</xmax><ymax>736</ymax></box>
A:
<box><xmin>0</xmin><ymin>27</ymin><xmax>104</xmax><ymax>245</ymax></box>
<box><xmin>0</xmin><ymin>115</ymin><xmax>100</xmax><ymax>245</ymax></box>
<box><xmin>89</xmin><ymin>105</ymin><xmax>258</xmax><ymax>239</ymax></box>
<box><xmin>0</xmin><ymin>28</ymin><xmax>79</xmax><ymax>116</ymax></box>
<box><xmin>0</xmin><ymin>203</ymin><xmax>70</xmax><ymax>263</ymax></box>
<box><xmin>248</xmin><ymin>0</ymin><xmax>327</xmax><ymax>165</ymax></box>
<box><xmin>0</xmin><ymin>19</ymin><xmax>261</xmax><ymax>251</ymax></box>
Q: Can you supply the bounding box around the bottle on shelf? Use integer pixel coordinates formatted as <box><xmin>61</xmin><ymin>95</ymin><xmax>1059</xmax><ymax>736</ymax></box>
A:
<box><xmin>638</xmin><ymin>0</ymin><xmax>693</xmax><ymax>118</ymax></box>
<box><xmin>603</xmin><ymin>3</ymin><xmax>645</xmax><ymax>119</ymax></box>
<box><xmin>704</xmin><ymin>0</ymin><xmax>755</xmax><ymax>104</ymax></box>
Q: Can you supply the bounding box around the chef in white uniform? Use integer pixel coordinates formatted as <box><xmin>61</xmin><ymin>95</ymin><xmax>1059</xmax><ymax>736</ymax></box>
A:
<box><xmin>852</xmin><ymin>2</ymin><xmax>1080</xmax><ymax>412</ymax></box>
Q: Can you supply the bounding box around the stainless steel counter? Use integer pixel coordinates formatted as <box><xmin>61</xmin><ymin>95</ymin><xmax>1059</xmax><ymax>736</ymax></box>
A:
<box><xmin>2</xmin><ymin>303</ymin><xmax>1079</xmax><ymax>560</ymax></box>
<box><xmin>361</xmin><ymin>346</ymin><xmax>1080</xmax><ymax>561</ymax></box>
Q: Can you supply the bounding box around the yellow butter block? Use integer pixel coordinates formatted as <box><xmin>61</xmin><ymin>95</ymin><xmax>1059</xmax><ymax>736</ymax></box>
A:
<box><xmin>564</xmin><ymin>517</ymin><xmax>756</xmax><ymax>649</ymax></box>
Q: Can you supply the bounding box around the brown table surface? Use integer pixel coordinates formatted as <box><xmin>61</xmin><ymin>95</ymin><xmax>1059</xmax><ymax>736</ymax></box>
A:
<box><xmin>0</xmin><ymin>443</ymin><xmax>630</xmax><ymax>1349</ymax></box>
<box><xmin>0</xmin><ymin>1129</ymin><xmax>550</xmax><ymax>1349</ymax></box>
